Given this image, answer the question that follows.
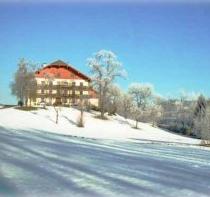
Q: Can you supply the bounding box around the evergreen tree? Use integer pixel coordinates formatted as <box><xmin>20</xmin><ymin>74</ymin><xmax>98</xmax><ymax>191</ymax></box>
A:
<box><xmin>193</xmin><ymin>95</ymin><xmax>209</xmax><ymax>139</ymax></box>
<box><xmin>194</xmin><ymin>95</ymin><xmax>207</xmax><ymax>120</ymax></box>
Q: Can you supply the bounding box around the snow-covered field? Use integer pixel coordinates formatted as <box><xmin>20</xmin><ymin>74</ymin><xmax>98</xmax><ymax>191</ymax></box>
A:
<box><xmin>0</xmin><ymin>107</ymin><xmax>201</xmax><ymax>144</ymax></box>
<box><xmin>0</xmin><ymin>126</ymin><xmax>210</xmax><ymax>197</ymax></box>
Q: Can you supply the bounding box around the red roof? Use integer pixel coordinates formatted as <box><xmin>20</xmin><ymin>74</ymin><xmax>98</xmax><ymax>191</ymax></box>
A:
<box><xmin>35</xmin><ymin>60</ymin><xmax>91</xmax><ymax>81</ymax></box>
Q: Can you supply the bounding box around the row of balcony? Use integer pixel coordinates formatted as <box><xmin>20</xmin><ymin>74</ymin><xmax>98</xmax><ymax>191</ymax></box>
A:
<box><xmin>36</xmin><ymin>85</ymin><xmax>90</xmax><ymax>91</ymax></box>
<box><xmin>37</xmin><ymin>92</ymin><xmax>90</xmax><ymax>98</ymax></box>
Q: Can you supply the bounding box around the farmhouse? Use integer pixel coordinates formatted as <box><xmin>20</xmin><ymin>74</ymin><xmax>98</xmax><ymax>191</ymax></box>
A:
<box><xmin>30</xmin><ymin>60</ymin><xmax>98</xmax><ymax>106</ymax></box>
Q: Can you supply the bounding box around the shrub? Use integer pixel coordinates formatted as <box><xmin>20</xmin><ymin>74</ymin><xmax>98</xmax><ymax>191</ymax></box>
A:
<box><xmin>18</xmin><ymin>100</ymin><xmax>23</xmax><ymax>107</ymax></box>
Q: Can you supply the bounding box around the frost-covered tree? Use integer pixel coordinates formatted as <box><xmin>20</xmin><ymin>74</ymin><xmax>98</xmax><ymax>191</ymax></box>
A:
<box><xmin>128</xmin><ymin>83</ymin><xmax>154</xmax><ymax>128</ymax></box>
<box><xmin>131</xmin><ymin>105</ymin><xmax>142</xmax><ymax>129</ymax></box>
<box><xmin>149</xmin><ymin>103</ymin><xmax>162</xmax><ymax>127</ymax></box>
<box><xmin>106</xmin><ymin>84</ymin><xmax>122</xmax><ymax>115</ymax></box>
<box><xmin>87</xmin><ymin>50</ymin><xmax>126</xmax><ymax>119</ymax></box>
<box><xmin>128</xmin><ymin>83</ymin><xmax>153</xmax><ymax>110</ymax></box>
<box><xmin>10</xmin><ymin>59</ymin><xmax>37</xmax><ymax>106</ymax></box>
<box><xmin>120</xmin><ymin>93</ymin><xmax>133</xmax><ymax>119</ymax></box>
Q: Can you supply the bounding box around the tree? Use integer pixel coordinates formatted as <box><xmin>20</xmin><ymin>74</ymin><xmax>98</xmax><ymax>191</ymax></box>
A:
<box><xmin>120</xmin><ymin>93</ymin><xmax>133</xmax><ymax>119</ymax></box>
<box><xmin>128</xmin><ymin>83</ymin><xmax>153</xmax><ymax>110</ymax></box>
<box><xmin>131</xmin><ymin>105</ymin><xmax>142</xmax><ymax>129</ymax></box>
<box><xmin>77</xmin><ymin>96</ymin><xmax>85</xmax><ymax>127</ymax></box>
<box><xmin>10</xmin><ymin>58</ymin><xmax>37</xmax><ymax>106</ymax></box>
<box><xmin>193</xmin><ymin>95</ymin><xmax>209</xmax><ymax>139</ymax></box>
<box><xmin>87</xmin><ymin>50</ymin><xmax>126</xmax><ymax>119</ymax></box>
<box><xmin>27</xmin><ymin>72</ymin><xmax>37</xmax><ymax>106</ymax></box>
<box><xmin>128</xmin><ymin>83</ymin><xmax>153</xmax><ymax>128</ymax></box>
<box><xmin>194</xmin><ymin>95</ymin><xmax>207</xmax><ymax>120</ymax></box>
<box><xmin>53</xmin><ymin>102</ymin><xmax>61</xmax><ymax>124</ymax></box>
<box><xmin>106</xmin><ymin>84</ymin><xmax>122</xmax><ymax>115</ymax></box>
<box><xmin>149</xmin><ymin>105</ymin><xmax>161</xmax><ymax>127</ymax></box>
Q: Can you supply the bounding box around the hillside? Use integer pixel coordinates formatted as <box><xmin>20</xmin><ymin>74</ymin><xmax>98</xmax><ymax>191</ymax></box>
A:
<box><xmin>0</xmin><ymin>107</ymin><xmax>200</xmax><ymax>145</ymax></box>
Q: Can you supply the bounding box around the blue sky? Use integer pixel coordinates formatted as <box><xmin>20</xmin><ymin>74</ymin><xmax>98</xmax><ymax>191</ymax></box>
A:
<box><xmin>0</xmin><ymin>1</ymin><xmax>210</xmax><ymax>104</ymax></box>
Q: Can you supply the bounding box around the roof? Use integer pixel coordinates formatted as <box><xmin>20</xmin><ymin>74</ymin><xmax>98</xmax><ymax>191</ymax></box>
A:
<box><xmin>36</xmin><ymin>60</ymin><xmax>91</xmax><ymax>81</ymax></box>
<box><xmin>48</xmin><ymin>60</ymin><xmax>69</xmax><ymax>66</ymax></box>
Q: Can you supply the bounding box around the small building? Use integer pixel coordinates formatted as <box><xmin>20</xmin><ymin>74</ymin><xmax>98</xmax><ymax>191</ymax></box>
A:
<box><xmin>30</xmin><ymin>60</ymin><xmax>98</xmax><ymax>107</ymax></box>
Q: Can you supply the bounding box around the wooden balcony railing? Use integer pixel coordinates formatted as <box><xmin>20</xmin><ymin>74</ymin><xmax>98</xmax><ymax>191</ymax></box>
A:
<box><xmin>37</xmin><ymin>92</ymin><xmax>90</xmax><ymax>99</ymax></box>
<box><xmin>37</xmin><ymin>84</ymin><xmax>90</xmax><ymax>91</ymax></box>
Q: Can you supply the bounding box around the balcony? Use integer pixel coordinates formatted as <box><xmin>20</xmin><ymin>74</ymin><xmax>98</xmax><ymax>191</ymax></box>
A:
<box><xmin>37</xmin><ymin>84</ymin><xmax>90</xmax><ymax>91</ymax></box>
<box><xmin>37</xmin><ymin>92</ymin><xmax>90</xmax><ymax>99</ymax></box>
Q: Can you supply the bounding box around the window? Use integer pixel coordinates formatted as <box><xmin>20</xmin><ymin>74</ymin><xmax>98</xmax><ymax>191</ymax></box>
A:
<box><xmin>62</xmin><ymin>98</ymin><xmax>67</xmax><ymax>103</ymax></box>
<box><xmin>60</xmin><ymin>89</ymin><xmax>64</xmax><ymax>95</ymax></box>
<box><xmin>41</xmin><ymin>81</ymin><xmax>45</xmax><ymax>85</ymax></box>
<box><xmin>63</xmin><ymin>81</ymin><xmax>68</xmax><ymax>86</ymax></box>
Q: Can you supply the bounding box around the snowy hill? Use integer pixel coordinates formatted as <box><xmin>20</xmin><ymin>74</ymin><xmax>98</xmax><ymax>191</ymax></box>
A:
<box><xmin>0</xmin><ymin>107</ymin><xmax>200</xmax><ymax>145</ymax></box>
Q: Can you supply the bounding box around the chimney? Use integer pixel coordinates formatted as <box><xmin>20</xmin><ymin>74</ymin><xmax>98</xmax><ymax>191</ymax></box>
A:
<box><xmin>42</xmin><ymin>63</ymin><xmax>47</xmax><ymax>68</ymax></box>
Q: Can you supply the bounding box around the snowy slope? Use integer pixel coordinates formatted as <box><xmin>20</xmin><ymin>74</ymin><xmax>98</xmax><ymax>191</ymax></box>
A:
<box><xmin>0</xmin><ymin>127</ymin><xmax>210</xmax><ymax>197</ymax></box>
<box><xmin>0</xmin><ymin>107</ymin><xmax>200</xmax><ymax>144</ymax></box>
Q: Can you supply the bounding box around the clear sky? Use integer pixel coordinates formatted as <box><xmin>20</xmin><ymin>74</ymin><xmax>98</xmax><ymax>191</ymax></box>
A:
<box><xmin>0</xmin><ymin>1</ymin><xmax>210</xmax><ymax>104</ymax></box>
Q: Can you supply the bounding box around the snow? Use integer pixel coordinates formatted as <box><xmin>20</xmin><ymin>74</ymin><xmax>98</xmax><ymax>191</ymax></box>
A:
<box><xmin>0</xmin><ymin>107</ymin><xmax>201</xmax><ymax>144</ymax></box>
<box><xmin>0</xmin><ymin>107</ymin><xmax>209</xmax><ymax>196</ymax></box>
<box><xmin>0</xmin><ymin>127</ymin><xmax>210</xmax><ymax>197</ymax></box>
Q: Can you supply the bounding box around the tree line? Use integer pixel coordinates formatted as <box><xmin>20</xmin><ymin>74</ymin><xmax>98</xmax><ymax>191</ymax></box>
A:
<box><xmin>10</xmin><ymin>50</ymin><xmax>210</xmax><ymax>141</ymax></box>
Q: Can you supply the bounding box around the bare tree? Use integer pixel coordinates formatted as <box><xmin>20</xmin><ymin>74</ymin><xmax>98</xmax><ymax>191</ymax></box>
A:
<box><xmin>128</xmin><ymin>83</ymin><xmax>153</xmax><ymax>110</ymax></box>
<box><xmin>27</xmin><ymin>76</ymin><xmax>37</xmax><ymax>106</ymax></box>
<box><xmin>77</xmin><ymin>96</ymin><xmax>85</xmax><ymax>127</ymax></box>
<box><xmin>120</xmin><ymin>93</ymin><xmax>133</xmax><ymax>119</ymax></box>
<box><xmin>149</xmin><ymin>105</ymin><xmax>161</xmax><ymax>127</ymax></box>
<box><xmin>131</xmin><ymin>105</ymin><xmax>142</xmax><ymax>129</ymax></box>
<box><xmin>53</xmin><ymin>103</ymin><xmax>61</xmax><ymax>124</ymax></box>
<box><xmin>11</xmin><ymin>58</ymin><xmax>37</xmax><ymax>106</ymax></box>
<box><xmin>87</xmin><ymin>50</ymin><xmax>126</xmax><ymax>119</ymax></box>
<box><xmin>106</xmin><ymin>84</ymin><xmax>122</xmax><ymax>115</ymax></box>
<box><xmin>128</xmin><ymin>83</ymin><xmax>153</xmax><ymax>127</ymax></box>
